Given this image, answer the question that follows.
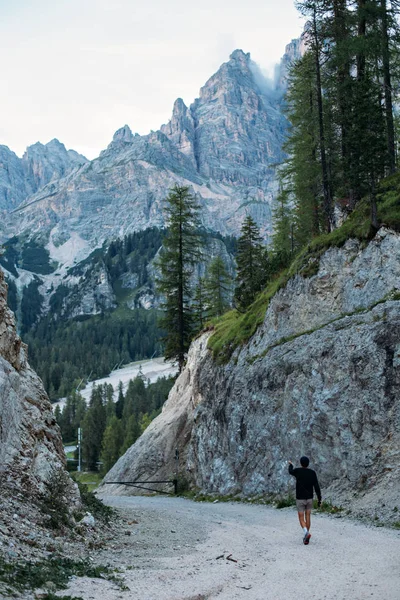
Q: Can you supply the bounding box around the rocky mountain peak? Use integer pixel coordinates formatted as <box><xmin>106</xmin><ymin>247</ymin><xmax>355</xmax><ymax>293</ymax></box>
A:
<box><xmin>160</xmin><ymin>98</ymin><xmax>195</xmax><ymax>164</ymax></box>
<box><xmin>22</xmin><ymin>137</ymin><xmax>87</xmax><ymax>192</ymax></box>
<box><xmin>275</xmin><ymin>35</ymin><xmax>307</xmax><ymax>90</ymax></box>
<box><xmin>1</xmin><ymin>42</ymin><xmax>296</xmax><ymax>245</ymax></box>
<box><xmin>112</xmin><ymin>124</ymin><xmax>134</xmax><ymax>144</ymax></box>
<box><xmin>229</xmin><ymin>48</ymin><xmax>251</xmax><ymax>63</ymax></box>
<box><xmin>197</xmin><ymin>48</ymin><xmax>256</xmax><ymax>105</ymax></box>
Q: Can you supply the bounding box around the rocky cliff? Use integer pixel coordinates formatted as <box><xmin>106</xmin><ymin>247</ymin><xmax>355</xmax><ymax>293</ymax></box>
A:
<box><xmin>103</xmin><ymin>228</ymin><xmax>400</xmax><ymax>522</ymax></box>
<box><xmin>0</xmin><ymin>267</ymin><xmax>67</xmax><ymax>491</ymax></box>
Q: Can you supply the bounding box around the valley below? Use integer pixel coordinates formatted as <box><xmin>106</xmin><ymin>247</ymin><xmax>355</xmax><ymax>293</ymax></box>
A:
<box><xmin>48</xmin><ymin>494</ymin><xmax>400</xmax><ymax>600</ymax></box>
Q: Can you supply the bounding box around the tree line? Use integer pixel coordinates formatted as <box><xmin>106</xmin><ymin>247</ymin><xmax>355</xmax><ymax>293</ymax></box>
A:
<box><xmin>25</xmin><ymin>310</ymin><xmax>163</xmax><ymax>400</ymax></box>
<box><xmin>55</xmin><ymin>373</ymin><xmax>176</xmax><ymax>473</ymax></box>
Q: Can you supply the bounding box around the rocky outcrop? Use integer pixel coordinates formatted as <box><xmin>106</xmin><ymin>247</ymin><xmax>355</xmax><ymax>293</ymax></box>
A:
<box><xmin>104</xmin><ymin>229</ymin><xmax>400</xmax><ymax>521</ymax></box>
<box><xmin>0</xmin><ymin>268</ymin><xmax>69</xmax><ymax>493</ymax></box>
<box><xmin>275</xmin><ymin>36</ymin><xmax>307</xmax><ymax>89</ymax></box>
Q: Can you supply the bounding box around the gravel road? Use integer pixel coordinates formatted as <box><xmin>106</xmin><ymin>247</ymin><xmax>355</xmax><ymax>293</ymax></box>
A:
<box><xmin>60</xmin><ymin>495</ymin><xmax>400</xmax><ymax>600</ymax></box>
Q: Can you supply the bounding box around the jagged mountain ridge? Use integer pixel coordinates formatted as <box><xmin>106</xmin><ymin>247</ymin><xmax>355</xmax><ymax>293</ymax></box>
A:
<box><xmin>1</xmin><ymin>42</ymin><xmax>302</xmax><ymax>252</ymax></box>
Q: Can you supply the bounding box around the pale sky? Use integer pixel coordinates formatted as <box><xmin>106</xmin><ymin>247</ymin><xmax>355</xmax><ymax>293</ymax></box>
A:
<box><xmin>1</xmin><ymin>0</ymin><xmax>304</xmax><ymax>159</ymax></box>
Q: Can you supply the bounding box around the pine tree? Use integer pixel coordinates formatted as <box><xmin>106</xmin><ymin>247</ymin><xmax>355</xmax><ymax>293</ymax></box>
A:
<box><xmin>271</xmin><ymin>187</ymin><xmax>294</xmax><ymax>259</ymax></box>
<box><xmin>122</xmin><ymin>415</ymin><xmax>142</xmax><ymax>453</ymax></box>
<box><xmin>280</xmin><ymin>0</ymin><xmax>400</xmax><ymax>245</ymax></box>
<box><xmin>234</xmin><ymin>216</ymin><xmax>266</xmax><ymax>311</ymax></box>
<box><xmin>115</xmin><ymin>381</ymin><xmax>125</xmax><ymax>419</ymax></box>
<box><xmin>204</xmin><ymin>256</ymin><xmax>231</xmax><ymax>318</ymax></box>
<box><xmin>82</xmin><ymin>386</ymin><xmax>107</xmax><ymax>471</ymax></box>
<box><xmin>100</xmin><ymin>416</ymin><xmax>123</xmax><ymax>473</ymax></box>
<box><xmin>156</xmin><ymin>185</ymin><xmax>203</xmax><ymax>370</ymax></box>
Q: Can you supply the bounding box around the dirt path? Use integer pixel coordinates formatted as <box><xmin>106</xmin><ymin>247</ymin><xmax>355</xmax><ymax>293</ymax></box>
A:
<box><xmin>59</xmin><ymin>495</ymin><xmax>400</xmax><ymax>600</ymax></box>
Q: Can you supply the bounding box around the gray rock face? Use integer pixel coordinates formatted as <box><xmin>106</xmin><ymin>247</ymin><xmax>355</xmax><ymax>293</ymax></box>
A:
<box><xmin>0</xmin><ymin>268</ymin><xmax>68</xmax><ymax>493</ymax></box>
<box><xmin>104</xmin><ymin>229</ymin><xmax>400</xmax><ymax>520</ymax></box>
<box><xmin>0</xmin><ymin>139</ymin><xmax>87</xmax><ymax>212</ymax></box>
<box><xmin>0</xmin><ymin>146</ymin><xmax>33</xmax><ymax>211</ymax></box>
<box><xmin>22</xmin><ymin>138</ymin><xmax>87</xmax><ymax>193</ymax></box>
<box><xmin>275</xmin><ymin>36</ymin><xmax>307</xmax><ymax>89</ymax></box>
<box><xmin>53</xmin><ymin>260</ymin><xmax>117</xmax><ymax>319</ymax></box>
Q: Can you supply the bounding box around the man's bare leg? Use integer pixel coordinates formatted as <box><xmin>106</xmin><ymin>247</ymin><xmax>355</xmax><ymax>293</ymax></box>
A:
<box><xmin>305</xmin><ymin>509</ymin><xmax>311</xmax><ymax>532</ymax></box>
<box><xmin>297</xmin><ymin>511</ymin><xmax>307</xmax><ymax>530</ymax></box>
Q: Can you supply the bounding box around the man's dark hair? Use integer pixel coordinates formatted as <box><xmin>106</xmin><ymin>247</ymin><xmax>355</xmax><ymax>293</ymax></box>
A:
<box><xmin>300</xmin><ymin>456</ymin><xmax>309</xmax><ymax>467</ymax></box>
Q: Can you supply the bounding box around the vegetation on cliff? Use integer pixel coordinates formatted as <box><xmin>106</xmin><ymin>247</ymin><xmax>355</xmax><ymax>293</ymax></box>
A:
<box><xmin>208</xmin><ymin>165</ymin><xmax>400</xmax><ymax>364</ymax></box>
<box><xmin>209</xmin><ymin>0</ymin><xmax>400</xmax><ymax>363</ymax></box>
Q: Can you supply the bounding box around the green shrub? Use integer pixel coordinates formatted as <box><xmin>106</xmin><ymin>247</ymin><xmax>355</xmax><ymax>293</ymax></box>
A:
<box><xmin>40</xmin><ymin>467</ymin><xmax>73</xmax><ymax>530</ymax></box>
<box><xmin>276</xmin><ymin>495</ymin><xmax>296</xmax><ymax>509</ymax></box>
<box><xmin>313</xmin><ymin>499</ymin><xmax>343</xmax><ymax>513</ymax></box>
<box><xmin>72</xmin><ymin>477</ymin><xmax>114</xmax><ymax>523</ymax></box>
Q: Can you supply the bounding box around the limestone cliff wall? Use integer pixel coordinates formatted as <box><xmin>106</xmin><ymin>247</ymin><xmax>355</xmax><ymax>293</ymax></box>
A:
<box><xmin>0</xmin><ymin>268</ymin><xmax>66</xmax><ymax>493</ymax></box>
<box><xmin>104</xmin><ymin>229</ymin><xmax>400</xmax><ymax>519</ymax></box>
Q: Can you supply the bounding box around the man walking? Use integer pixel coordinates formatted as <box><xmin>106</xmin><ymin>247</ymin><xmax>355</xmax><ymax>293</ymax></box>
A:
<box><xmin>288</xmin><ymin>456</ymin><xmax>321</xmax><ymax>545</ymax></box>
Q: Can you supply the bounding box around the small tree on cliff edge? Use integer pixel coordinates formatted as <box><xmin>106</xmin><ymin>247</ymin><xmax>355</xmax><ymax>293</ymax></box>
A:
<box><xmin>157</xmin><ymin>185</ymin><xmax>203</xmax><ymax>371</ymax></box>
<box><xmin>234</xmin><ymin>215</ymin><xmax>266</xmax><ymax>311</ymax></box>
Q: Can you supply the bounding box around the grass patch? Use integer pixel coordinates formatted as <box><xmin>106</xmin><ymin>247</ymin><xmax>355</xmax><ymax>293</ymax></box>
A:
<box><xmin>208</xmin><ymin>271</ymin><xmax>288</xmax><ymax>363</ymax></box>
<box><xmin>392</xmin><ymin>521</ymin><xmax>400</xmax><ymax>529</ymax></box>
<box><xmin>313</xmin><ymin>500</ymin><xmax>343</xmax><ymax>513</ymax></box>
<box><xmin>208</xmin><ymin>175</ymin><xmax>400</xmax><ymax>364</ymax></box>
<box><xmin>39</xmin><ymin>595</ymin><xmax>83</xmax><ymax>600</ymax></box>
<box><xmin>276</xmin><ymin>495</ymin><xmax>296</xmax><ymax>509</ymax></box>
<box><xmin>71</xmin><ymin>471</ymin><xmax>103</xmax><ymax>491</ymax></box>
<box><xmin>180</xmin><ymin>491</ymin><xmax>274</xmax><ymax>505</ymax></box>
<box><xmin>0</xmin><ymin>556</ymin><xmax>123</xmax><ymax>595</ymax></box>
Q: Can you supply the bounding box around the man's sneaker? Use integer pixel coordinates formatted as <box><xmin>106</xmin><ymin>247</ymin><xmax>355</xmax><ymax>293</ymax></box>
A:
<box><xmin>304</xmin><ymin>533</ymin><xmax>311</xmax><ymax>545</ymax></box>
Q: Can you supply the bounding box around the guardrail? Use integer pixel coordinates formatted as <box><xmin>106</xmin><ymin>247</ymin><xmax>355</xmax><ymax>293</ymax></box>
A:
<box><xmin>105</xmin><ymin>479</ymin><xmax>178</xmax><ymax>495</ymax></box>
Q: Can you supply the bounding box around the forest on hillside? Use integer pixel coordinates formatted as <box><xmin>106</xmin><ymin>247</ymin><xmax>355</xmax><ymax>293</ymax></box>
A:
<box><xmin>56</xmin><ymin>373</ymin><xmax>176</xmax><ymax>473</ymax></box>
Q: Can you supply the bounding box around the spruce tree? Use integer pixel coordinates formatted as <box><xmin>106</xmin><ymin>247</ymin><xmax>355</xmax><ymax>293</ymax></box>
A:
<box><xmin>100</xmin><ymin>416</ymin><xmax>123</xmax><ymax>473</ymax></box>
<box><xmin>271</xmin><ymin>187</ymin><xmax>294</xmax><ymax>259</ymax></box>
<box><xmin>204</xmin><ymin>256</ymin><xmax>231</xmax><ymax>318</ymax></box>
<box><xmin>234</xmin><ymin>216</ymin><xmax>266</xmax><ymax>311</ymax></box>
<box><xmin>122</xmin><ymin>415</ymin><xmax>142</xmax><ymax>453</ymax></box>
<box><xmin>81</xmin><ymin>386</ymin><xmax>107</xmax><ymax>471</ymax></box>
<box><xmin>156</xmin><ymin>185</ymin><xmax>203</xmax><ymax>370</ymax></box>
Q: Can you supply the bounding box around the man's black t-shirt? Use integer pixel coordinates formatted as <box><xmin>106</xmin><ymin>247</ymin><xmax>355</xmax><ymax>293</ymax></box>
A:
<box><xmin>289</xmin><ymin>464</ymin><xmax>321</xmax><ymax>501</ymax></box>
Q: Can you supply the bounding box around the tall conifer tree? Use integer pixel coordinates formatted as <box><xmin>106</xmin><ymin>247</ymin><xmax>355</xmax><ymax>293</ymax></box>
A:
<box><xmin>234</xmin><ymin>216</ymin><xmax>266</xmax><ymax>311</ymax></box>
<box><xmin>157</xmin><ymin>185</ymin><xmax>203</xmax><ymax>371</ymax></box>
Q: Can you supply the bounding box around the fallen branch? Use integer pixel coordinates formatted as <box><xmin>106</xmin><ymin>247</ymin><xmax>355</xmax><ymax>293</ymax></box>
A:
<box><xmin>226</xmin><ymin>554</ymin><xmax>238</xmax><ymax>563</ymax></box>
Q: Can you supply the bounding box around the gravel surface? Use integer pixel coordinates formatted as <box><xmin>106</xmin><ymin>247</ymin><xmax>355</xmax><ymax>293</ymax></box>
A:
<box><xmin>57</xmin><ymin>495</ymin><xmax>400</xmax><ymax>600</ymax></box>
